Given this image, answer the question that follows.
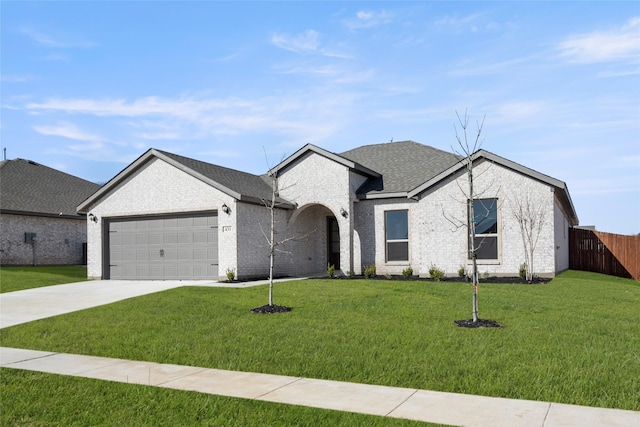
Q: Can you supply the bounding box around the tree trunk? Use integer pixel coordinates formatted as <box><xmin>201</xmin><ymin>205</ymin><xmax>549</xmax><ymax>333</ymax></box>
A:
<box><xmin>468</xmin><ymin>159</ymin><xmax>479</xmax><ymax>322</ymax></box>
<box><xmin>268</xmin><ymin>175</ymin><xmax>276</xmax><ymax>306</ymax></box>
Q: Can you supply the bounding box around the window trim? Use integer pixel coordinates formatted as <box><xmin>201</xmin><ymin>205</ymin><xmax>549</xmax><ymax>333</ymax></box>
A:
<box><xmin>469</xmin><ymin>198</ymin><xmax>500</xmax><ymax>262</ymax></box>
<box><xmin>385</xmin><ymin>209</ymin><xmax>409</xmax><ymax>263</ymax></box>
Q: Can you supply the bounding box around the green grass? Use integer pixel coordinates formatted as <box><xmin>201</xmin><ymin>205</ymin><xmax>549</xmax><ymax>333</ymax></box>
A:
<box><xmin>0</xmin><ymin>266</ymin><xmax>88</xmax><ymax>293</ymax></box>
<box><xmin>0</xmin><ymin>369</ymin><xmax>435</xmax><ymax>427</ymax></box>
<box><xmin>1</xmin><ymin>270</ymin><xmax>639</xmax><ymax>413</ymax></box>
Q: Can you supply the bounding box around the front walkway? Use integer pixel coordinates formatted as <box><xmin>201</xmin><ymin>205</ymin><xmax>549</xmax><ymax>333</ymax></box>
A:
<box><xmin>1</xmin><ymin>280</ymin><xmax>639</xmax><ymax>426</ymax></box>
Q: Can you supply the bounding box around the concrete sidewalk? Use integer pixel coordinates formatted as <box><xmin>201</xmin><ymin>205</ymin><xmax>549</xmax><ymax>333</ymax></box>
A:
<box><xmin>2</xmin><ymin>347</ymin><xmax>638</xmax><ymax>427</ymax></box>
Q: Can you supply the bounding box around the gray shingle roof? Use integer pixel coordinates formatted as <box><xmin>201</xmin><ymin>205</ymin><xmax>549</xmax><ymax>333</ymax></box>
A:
<box><xmin>339</xmin><ymin>141</ymin><xmax>462</xmax><ymax>196</ymax></box>
<box><xmin>156</xmin><ymin>150</ymin><xmax>277</xmax><ymax>203</ymax></box>
<box><xmin>0</xmin><ymin>159</ymin><xmax>101</xmax><ymax>218</ymax></box>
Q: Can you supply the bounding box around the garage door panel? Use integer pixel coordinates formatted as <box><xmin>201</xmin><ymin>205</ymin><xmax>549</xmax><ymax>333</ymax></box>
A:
<box><xmin>149</xmin><ymin>233</ymin><xmax>163</xmax><ymax>245</ymax></box>
<box><xmin>108</xmin><ymin>213</ymin><xmax>218</xmax><ymax>280</ymax></box>
<box><xmin>164</xmin><ymin>249</ymin><xmax>177</xmax><ymax>260</ymax></box>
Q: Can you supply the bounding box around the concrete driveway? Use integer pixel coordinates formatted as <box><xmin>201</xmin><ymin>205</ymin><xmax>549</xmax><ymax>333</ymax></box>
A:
<box><xmin>0</xmin><ymin>280</ymin><xmax>215</xmax><ymax>329</ymax></box>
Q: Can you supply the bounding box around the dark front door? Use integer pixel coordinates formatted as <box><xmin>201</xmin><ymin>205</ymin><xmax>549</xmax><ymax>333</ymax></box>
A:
<box><xmin>327</xmin><ymin>216</ymin><xmax>340</xmax><ymax>270</ymax></box>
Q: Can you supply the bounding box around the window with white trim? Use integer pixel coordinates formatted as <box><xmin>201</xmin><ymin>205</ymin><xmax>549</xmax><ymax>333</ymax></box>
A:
<box><xmin>385</xmin><ymin>210</ymin><xmax>408</xmax><ymax>261</ymax></box>
<box><xmin>469</xmin><ymin>199</ymin><xmax>498</xmax><ymax>260</ymax></box>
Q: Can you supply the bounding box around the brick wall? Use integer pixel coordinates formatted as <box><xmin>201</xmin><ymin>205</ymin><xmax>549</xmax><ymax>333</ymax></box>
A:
<box><xmin>84</xmin><ymin>158</ymin><xmax>236</xmax><ymax>279</ymax></box>
<box><xmin>413</xmin><ymin>160</ymin><xmax>558</xmax><ymax>278</ymax></box>
<box><xmin>235</xmin><ymin>201</ymin><xmax>293</xmax><ymax>279</ymax></box>
<box><xmin>0</xmin><ymin>213</ymin><xmax>87</xmax><ymax>265</ymax></box>
<box><xmin>278</xmin><ymin>152</ymin><xmax>355</xmax><ymax>276</ymax></box>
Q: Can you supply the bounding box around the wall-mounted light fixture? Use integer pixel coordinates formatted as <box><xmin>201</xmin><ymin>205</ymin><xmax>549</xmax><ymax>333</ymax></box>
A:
<box><xmin>221</xmin><ymin>204</ymin><xmax>231</xmax><ymax>215</ymax></box>
<box><xmin>340</xmin><ymin>207</ymin><xmax>348</xmax><ymax>218</ymax></box>
<box><xmin>88</xmin><ymin>213</ymin><xmax>98</xmax><ymax>223</ymax></box>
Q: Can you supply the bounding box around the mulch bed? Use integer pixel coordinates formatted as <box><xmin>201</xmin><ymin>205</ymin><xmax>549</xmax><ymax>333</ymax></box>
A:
<box><xmin>336</xmin><ymin>275</ymin><xmax>550</xmax><ymax>284</ymax></box>
<box><xmin>454</xmin><ymin>318</ymin><xmax>504</xmax><ymax>328</ymax></box>
<box><xmin>251</xmin><ymin>304</ymin><xmax>292</xmax><ymax>314</ymax></box>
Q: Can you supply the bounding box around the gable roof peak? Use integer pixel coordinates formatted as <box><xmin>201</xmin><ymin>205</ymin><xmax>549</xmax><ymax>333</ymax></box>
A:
<box><xmin>78</xmin><ymin>148</ymin><xmax>295</xmax><ymax>213</ymax></box>
<box><xmin>270</xmin><ymin>143</ymin><xmax>381</xmax><ymax>178</ymax></box>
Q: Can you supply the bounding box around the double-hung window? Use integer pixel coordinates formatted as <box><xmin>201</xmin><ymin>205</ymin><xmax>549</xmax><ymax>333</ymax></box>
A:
<box><xmin>385</xmin><ymin>210</ymin><xmax>409</xmax><ymax>262</ymax></box>
<box><xmin>470</xmin><ymin>199</ymin><xmax>498</xmax><ymax>260</ymax></box>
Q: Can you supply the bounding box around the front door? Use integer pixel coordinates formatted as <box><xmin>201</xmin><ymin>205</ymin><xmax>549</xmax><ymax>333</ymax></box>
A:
<box><xmin>327</xmin><ymin>216</ymin><xmax>340</xmax><ymax>270</ymax></box>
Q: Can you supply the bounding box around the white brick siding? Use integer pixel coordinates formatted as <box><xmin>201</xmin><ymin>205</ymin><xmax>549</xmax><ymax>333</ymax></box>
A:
<box><xmin>235</xmin><ymin>201</ymin><xmax>292</xmax><ymax>279</ymax></box>
<box><xmin>413</xmin><ymin>160</ymin><xmax>559</xmax><ymax>278</ymax></box>
<box><xmin>84</xmin><ymin>158</ymin><xmax>235</xmax><ymax>279</ymax></box>
<box><xmin>83</xmin><ymin>150</ymin><xmax>574</xmax><ymax>281</ymax></box>
<box><xmin>278</xmin><ymin>152</ymin><xmax>356</xmax><ymax>275</ymax></box>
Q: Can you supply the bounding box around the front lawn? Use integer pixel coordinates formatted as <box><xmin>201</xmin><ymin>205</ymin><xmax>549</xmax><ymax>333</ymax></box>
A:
<box><xmin>0</xmin><ymin>369</ymin><xmax>433</xmax><ymax>426</ymax></box>
<box><xmin>1</xmin><ymin>270</ymin><xmax>638</xmax><ymax>411</ymax></box>
<box><xmin>0</xmin><ymin>266</ymin><xmax>88</xmax><ymax>293</ymax></box>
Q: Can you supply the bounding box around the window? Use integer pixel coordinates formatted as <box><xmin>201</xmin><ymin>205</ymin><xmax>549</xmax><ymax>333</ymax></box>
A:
<box><xmin>385</xmin><ymin>210</ymin><xmax>408</xmax><ymax>261</ymax></box>
<box><xmin>470</xmin><ymin>199</ymin><xmax>498</xmax><ymax>260</ymax></box>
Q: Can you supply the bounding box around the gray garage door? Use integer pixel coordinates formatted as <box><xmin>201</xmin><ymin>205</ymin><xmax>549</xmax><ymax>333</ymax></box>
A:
<box><xmin>108</xmin><ymin>213</ymin><xmax>218</xmax><ymax>280</ymax></box>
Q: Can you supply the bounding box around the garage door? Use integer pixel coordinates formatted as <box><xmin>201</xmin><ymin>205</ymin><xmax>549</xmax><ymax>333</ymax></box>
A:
<box><xmin>108</xmin><ymin>213</ymin><xmax>218</xmax><ymax>280</ymax></box>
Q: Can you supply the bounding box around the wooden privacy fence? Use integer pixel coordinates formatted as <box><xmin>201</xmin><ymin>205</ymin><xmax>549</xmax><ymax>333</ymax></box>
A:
<box><xmin>569</xmin><ymin>228</ymin><xmax>640</xmax><ymax>280</ymax></box>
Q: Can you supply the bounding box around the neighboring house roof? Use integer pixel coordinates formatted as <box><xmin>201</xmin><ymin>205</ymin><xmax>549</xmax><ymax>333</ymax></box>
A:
<box><xmin>0</xmin><ymin>158</ymin><xmax>101</xmax><ymax>219</ymax></box>
<box><xmin>78</xmin><ymin>148</ymin><xmax>294</xmax><ymax>213</ymax></box>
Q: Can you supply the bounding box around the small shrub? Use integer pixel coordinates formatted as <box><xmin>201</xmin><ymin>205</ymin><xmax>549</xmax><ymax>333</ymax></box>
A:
<box><xmin>384</xmin><ymin>273</ymin><xmax>392</xmax><ymax>280</ymax></box>
<box><xmin>364</xmin><ymin>264</ymin><xmax>376</xmax><ymax>279</ymax></box>
<box><xmin>429</xmin><ymin>265</ymin><xmax>445</xmax><ymax>281</ymax></box>
<box><xmin>482</xmin><ymin>271</ymin><xmax>490</xmax><ymax>281</ymax></box>
<box><xmin>225</xmin><ymin>268</ymin><xmax>235</xmax><ymax>281</ymax></box>
<box><xmin>458</xmin><ymin>265</ymin><xmax>466</xmax><ymax>279</ymax></box>
<box><xmin>402</xmin><ymin>266</ymin><xmax>413</xmax><ymax>278</ymax></box>
<box><xmin>519</xmin><ymin>263</ymin><xmax>528</xmax><ymax>281</ymax></box>
<box><xmin>327</xmin><ymin>263</ymin><xmax>335</xmax><ymax>278</ymax></box>
<box><xmin>346</xmin><ymin>270</ymin><xmax>355</xmax><ymax>278</ymax></box>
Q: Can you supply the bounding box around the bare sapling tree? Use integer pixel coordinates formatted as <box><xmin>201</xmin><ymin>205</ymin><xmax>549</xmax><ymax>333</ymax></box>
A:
<box><xmin>252</xmin><ymin>153</ymin><xmax>315</xmax><ymax>313</ymax></box>
<box><xmin>454</xmin><ymin>110</ymin><xmax>485</xmax><ymax>323</ymax></box>
<box><xmin>511</xmin><ymin>194</ymin><xmax>546</xmax><ymax>282</ymax></box>
<box><xmin>442</xmin><ymin>111</ymin><xmax>503</xmax><ymax>327</ymax></box>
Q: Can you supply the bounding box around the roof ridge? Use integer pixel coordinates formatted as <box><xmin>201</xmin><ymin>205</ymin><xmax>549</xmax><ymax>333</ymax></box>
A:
<box><xmin>156</xmin><ymin>149</ymin><xmax>264</xmax><ymax>178</ymax></box>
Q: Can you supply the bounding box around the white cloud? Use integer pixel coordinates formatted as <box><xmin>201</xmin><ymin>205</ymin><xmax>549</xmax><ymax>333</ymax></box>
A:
<box><xmin>558</xmin><ymin>16</ymin><xmax>640</xmax><ymax>63</ymax></box>
<box><xmin>0</xmin><ymin>74</ymin><xmax>32</xmax><ymax>83</ymax></box>
<box><xmin>449</xmin><ymin>54</ymin><xmax>541</xmax><ymax>77</ymax></box>
<box><xmin>33</xmin><ymin>122</ymin><xmax>104</xmax><ymax>142</ymax></box>
<box><xmin>344</xmin><ymin>10</ymin><xmax>392</xmax><ymax>31</ymax></box>
<box><xmin>20</xmin><ymin>27</ymin><xmax>96</xmax><ymax>48</ymax></box>
<box><xmin>25</xmin><ymin>97</ymin><xmax>234</xmax><ymax>119</ymax></box>
<box><xmin>22</xmin><ymin>91</ymin><xmax>357</xmax><ymax>145</ymax></box>
<box><xmin>271</xmin><ymin>30</ymin><xmax>320</xmax><ymax>53</ymax></box>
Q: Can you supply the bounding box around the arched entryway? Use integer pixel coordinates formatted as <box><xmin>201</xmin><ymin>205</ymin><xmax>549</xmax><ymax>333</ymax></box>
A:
<box><xmin>287</xmin><ymin>203</ymin><xmax>341</xmax><ymax>276</ymax></box>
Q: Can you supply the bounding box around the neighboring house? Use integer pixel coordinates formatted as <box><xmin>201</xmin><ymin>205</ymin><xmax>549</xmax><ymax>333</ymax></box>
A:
<box><xmin>0</xmin><ymin>159</ymin><xmax>101</xmax><ymax>266</ymax></box>
<box><xmin>77</xmin><ymin>141</ymin><xmax>578</xmax><ymax>281</ymax></box>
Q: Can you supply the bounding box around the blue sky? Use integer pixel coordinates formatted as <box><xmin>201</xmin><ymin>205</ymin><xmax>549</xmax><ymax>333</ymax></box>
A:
<box><xmin>2</xmin><ymin>1</ymin><xmax>639</xmax><ymax>234</ymax></box>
